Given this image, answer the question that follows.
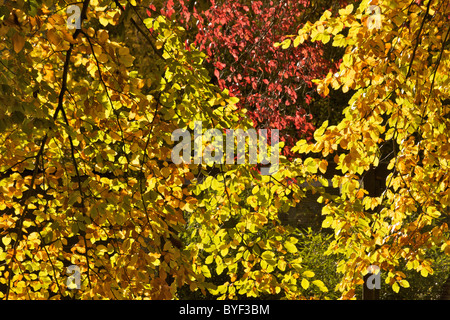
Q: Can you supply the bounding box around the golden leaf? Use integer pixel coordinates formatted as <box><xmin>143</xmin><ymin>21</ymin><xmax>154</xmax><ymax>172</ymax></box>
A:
<box><xmin>47</xmin><ymin>29</ymin><xmax>62</xmax><ymax>47</ymax></box>
<box><xmin>12</xmin><ymin>33</ymin><xmax>25</xmax><ymax>53</ymax></box>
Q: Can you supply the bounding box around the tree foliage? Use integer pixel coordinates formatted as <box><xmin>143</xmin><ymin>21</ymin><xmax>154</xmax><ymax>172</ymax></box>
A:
<box><xmin>149</xmin><ymin>0</ymin><xmax>349</xmax><ymax>158</ymax></box>
<box><xmin>291</xmin><ymin>0</ymin><xmax>450</xmax><ymax>298</ymax></box>
<box><xmin>0</xmin><ymin>0</ymin><xmax>325</xmax><ymax>300</ymax></box>
<box><xmin>0</xmin><ymin>0</ymin><xmax>449</xmax><ymax>300</ymax></box>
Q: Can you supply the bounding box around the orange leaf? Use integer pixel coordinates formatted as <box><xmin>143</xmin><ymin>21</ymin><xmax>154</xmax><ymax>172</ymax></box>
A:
<box><xmin>319</xmin><ymin>159</ymin><xmax>328</xmax><ymax>174</ymax></box>
<box><xmin>47</xmin><ymin>29</ymin><xmax>62</xmax><ymax>47</ymax></box>
<box><xmin>12</xmin><ymin>33</ymin><xmax>25</xmax><ymax>53</ymax></box>
<box><xmin>356</xmin><ymin>188</ymin><xmax>367</xmax><ymax>199</ymax></box>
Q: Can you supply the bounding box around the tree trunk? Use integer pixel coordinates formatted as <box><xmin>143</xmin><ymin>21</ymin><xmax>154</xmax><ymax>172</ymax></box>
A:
<box><xmin>363</xmin><ymin>273</ymin><xmax>380</xmax><ymax>300</ymax></box>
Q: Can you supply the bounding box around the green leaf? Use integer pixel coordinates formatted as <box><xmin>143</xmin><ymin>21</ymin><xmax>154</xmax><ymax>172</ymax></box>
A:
<box><xmin>71</xmin><ymin>223</ymin><xmax>78</xmax><ymax>234</ymax></box>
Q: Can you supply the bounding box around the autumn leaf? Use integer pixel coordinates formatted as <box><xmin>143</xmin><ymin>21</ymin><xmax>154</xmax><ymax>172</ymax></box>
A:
<box><xmin>12</xmin><ymin>33</ymin><xmax>25</xmax><ymax>53</ymax></box>
<box><xmin>301</xmin><ymin>278</ymin><xmax>310</xmax><ymax>290</ymax></box>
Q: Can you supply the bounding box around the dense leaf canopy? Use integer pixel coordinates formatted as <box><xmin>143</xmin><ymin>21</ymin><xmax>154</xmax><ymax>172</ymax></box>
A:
<box><xmin>0</xmin><ymin>0</ymin><xmax>448</xmax><ymax>300</ymax></box>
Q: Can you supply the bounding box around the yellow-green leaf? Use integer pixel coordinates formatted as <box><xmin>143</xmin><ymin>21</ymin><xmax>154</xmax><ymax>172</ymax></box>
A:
<box><xmin>2</xmin><ymin>235</ymin><xmax>11</xmax><ymax>246</ymax></box>
<box><xmin>302</xmin><ymin>270</ymin><xmax>315</xmax><ymax>278</ymax></box>
<box><xmin>281</xmin><ymin>39</ymin><xmax>291</xmax><ymax>49</ymax></box>
<box><xmin>392</xmin><ymin>282</ymin><xmax>400</xmax><ymax>293</ymax></box>
<box><xmin>301</xmin><ymin>278</ymin><xmax>309</xmax><ymax>290</ymax></box>
<box><xmin>284</xmin><ymin>242</ymin><xmax>297</xmax><ymax>254</ymax></box>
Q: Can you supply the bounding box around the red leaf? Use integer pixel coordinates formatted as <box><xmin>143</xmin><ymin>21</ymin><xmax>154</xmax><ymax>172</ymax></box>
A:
<box><xmin>156</xmin><ymin>0</ymin><xmax>342</xmax><ymax>159</ymax></box>
<box><xmin>215</xmin><ymin>61</ymin><xmax>226</xmax><ymax>70</ymax></box>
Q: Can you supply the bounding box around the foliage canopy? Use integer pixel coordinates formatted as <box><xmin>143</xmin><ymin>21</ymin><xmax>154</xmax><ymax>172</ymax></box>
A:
<box><xmin>0</xmin><ymin>0</ymin><xmax>449</xmax><ymax>300</ymax></box>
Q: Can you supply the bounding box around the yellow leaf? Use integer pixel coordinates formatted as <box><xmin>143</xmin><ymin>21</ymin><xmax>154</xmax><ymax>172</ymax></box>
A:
<box><xmin>201</xmin><ymin>265</ymin><xmax>211</xmax><ymax>278</ymax></box>
<box><xmin>99</xmin><ymin>16</ymin><xmax>109</xmax><ymax>27</ymax></box>
<box><xmin>317</xmin><ymin>82</ymin><xmax>329</xmax><ymax>96</ymax></box>
<box><xmin>317</xmin><ymin>24</ymin><xmax>325</xmax><ymax>34</ymax></box>
<box><xmin>339</xmin><ymin>4</ymin><xmax>354</xmax><ymax>16</ymax></box>
<box><xmin>284</xmin><ymin>242</ymin><xmax>297</xmax><ymax>253</ymax></box>
<box><xmin>427</xmin><ymin>207</ymin><xmax>441</xmax><ymax>218</ymax></box>
<box><xmin>98</xmin><ymin>30</ymin><xmax>109</xmax><ymax>44</ymax></box>
<box><xmin>47</xmin><ymin>29</ymin><xmax>62</xmax><ymax>47</ymax></box>
<box><xmin>98</xmin><ymin>53</ymin><xmax>109</xmax><ymax>64</ymax></box>
<box><xmin>293</xmin><ymin>36</ymin><xmax>304</xmax><ymax>47</ymax></box>
<box><xmin>302</xmin><ymin>270</ymin><xmax>315</xmax><ymax>278</ymax></box>
<box><xmin>392</xmin><ymin>282</ymin><xmax>400</xmax><ymax>293</ymax></box>
<box><xmin>320</xmin><ymin>10</ymin><xmax>332</xmax><ymax>21</ymax></box>
<box><xmin>399</xmin><ymin>280</ymin><xmax>410</xmax><ymax>288</ymax></box>
<box><xmin>216</xmin><ymin>263</ymin><xmax>225</xmax><ymax>275</ymax></box>
<box><xmin>319</xmin><ymin>159</ymin><xmax>328</xmax><ymax>174</ymax></box>
<box><xmin>61</xmin><ymin>29</ymin><xmax>77</xmax><ymax>44</ymax></box>
<box><xmin>301</xmin><ymin>278</ymin><xmax>309</xmax><ymax>290</ymax></box>
<box><xmin>312</xmin><ymin>279</ymin><xmax>328</xmax><ymax>292</ymax></box>
<box><xmin>420</xmin><ymin>268</ymin><xmax>428</xmax><ymax>277</ymax></box>
<box><xmin>292</xmin><ymin>139</ymin><xmax>308</xmax><ymax>153</ymax></box>
<box><xmin>277</xmin><ymin>259</ymin><xmax>287</xmax><ymax>271</ymax></box>
<box><xmin>322</xmin><ymin>33</ymin><xmax>331</xmax><ymax>44</ymax></box>
<box><xmin>12</xmin><ymin>33</ymin><xmax>25</xmax><ymax>53</ymax></box>
<box><xmin>322</xmin><ymin>215</ymin><xmax>333</xmax><ymax>228</ymax></box>
<box><xmin>2</xmin><ymin>235</ymin><xmax>11</xmax><ymax>246</ymax></box>
<box><xmin>205</xmin><ymin>255</ymin><xmax>214</xmax><ymax>265</ymax></box>
<box><xmin>281</xmin><ymin>39</ymin><xmax>291</xmax><ymax>49</ymax></box>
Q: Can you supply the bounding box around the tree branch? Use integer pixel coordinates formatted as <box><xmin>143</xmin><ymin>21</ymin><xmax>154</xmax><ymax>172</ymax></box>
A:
<box><xmin>4</xmin><ymin>0</ymin><xmax>91</xmax><ymax>300</ymax></box>
<box><xmin>405</xmin><ymin>0</ymin><xmax>433</xmax><ymax>79</ymax></box>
